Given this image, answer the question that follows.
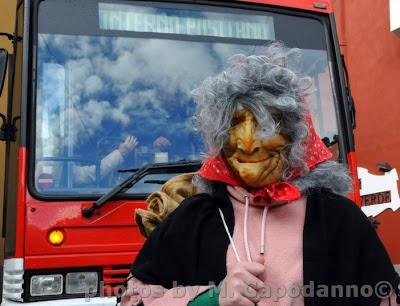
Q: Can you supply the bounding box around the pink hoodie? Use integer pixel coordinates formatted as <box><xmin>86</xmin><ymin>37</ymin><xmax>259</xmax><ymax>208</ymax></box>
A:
<box><xmin>225</xmin><ymin>185</ymin><xmax>306</xmax><ymax>305</ymax></box>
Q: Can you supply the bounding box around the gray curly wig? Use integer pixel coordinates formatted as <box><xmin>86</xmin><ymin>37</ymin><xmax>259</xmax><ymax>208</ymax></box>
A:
<box><xmin>191</xmin><ymin>41</ymin><xmax>352</xmax><ymax>196</ymax></box>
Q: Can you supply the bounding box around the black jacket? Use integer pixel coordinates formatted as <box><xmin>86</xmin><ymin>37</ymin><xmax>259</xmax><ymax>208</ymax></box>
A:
<box><xmin>131</xmin><ymin>185</ymin><xmax>400</xmax><ymax>305</ymax></box>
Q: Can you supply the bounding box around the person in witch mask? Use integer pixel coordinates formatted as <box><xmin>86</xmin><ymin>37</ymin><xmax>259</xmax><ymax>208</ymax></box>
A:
<box><xmin>121</xmin><ymin>42</ymin><xmax>399</xmax><ymax>306</ymax></box>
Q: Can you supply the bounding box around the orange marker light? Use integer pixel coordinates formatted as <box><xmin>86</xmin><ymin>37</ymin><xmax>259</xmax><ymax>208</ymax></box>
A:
<box><xmin>49</xmin><ymin>230</ymin><xmax>64</xmax><ymax>246</ymax></box>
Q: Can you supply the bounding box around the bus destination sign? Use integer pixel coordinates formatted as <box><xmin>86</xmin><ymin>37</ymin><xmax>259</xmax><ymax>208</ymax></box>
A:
<box><xmin>99</xmin><ymin>3</ymin><xmax>275</xmax><ymax>40</ymax></box>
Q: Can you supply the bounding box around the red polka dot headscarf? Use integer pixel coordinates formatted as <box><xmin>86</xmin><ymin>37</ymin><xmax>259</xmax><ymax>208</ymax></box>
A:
<box><xmin>299</xmin><ymin>115</ymin><xmax>333</xmax><ymax>170</ymax></box>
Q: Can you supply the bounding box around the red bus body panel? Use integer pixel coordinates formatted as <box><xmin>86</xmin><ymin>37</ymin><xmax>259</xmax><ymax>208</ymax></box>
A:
<box><xmin>21</xmin><ymin>163</ymin><xmax>147</xmax><ymax>292</ymax></box>
<box><xmin>16</xmin><ymin>147</ymin><xmax>27</xmax><ymax>258</ymax></box>
<box><xmin>24</xmin><ymin>192</ymin><xmax>146</xmax><ymax>269</ymax></box>
<box><xmin>347</xmin><ymin>151</ymin><xmax>361</xmax><ymax>205</ymax></box>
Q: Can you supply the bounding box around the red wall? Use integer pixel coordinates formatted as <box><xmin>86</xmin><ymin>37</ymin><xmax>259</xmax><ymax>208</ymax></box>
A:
<box><xmin>333</xmin><ymin>0</ymin><xmax>400</xmax><ymax>173</ymax></box>
<box><xmin>333</xmin><ymin>0</ymin><xmax>400</xmax><ymax>264</ymax></box>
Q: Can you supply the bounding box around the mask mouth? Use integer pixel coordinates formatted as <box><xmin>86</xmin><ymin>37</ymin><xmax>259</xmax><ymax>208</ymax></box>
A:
<box><xmin>232</xmin><ymin>154</ymin><xmax>285</xmax><ymax>186</ymax></box>
<box><xmin>234</xmin><ymin>150</ymin><xmax>283</xmax><ymax>164</ymax></box>
<box><xmin>236</xmin><ymin>156</ymin><xmax>271</xmax><ymax>164</ymax></box>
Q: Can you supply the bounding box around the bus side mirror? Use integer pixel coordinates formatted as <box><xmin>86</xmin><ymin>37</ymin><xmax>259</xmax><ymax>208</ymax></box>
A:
<box><xmin>0</xmin><ymin>48</ymin><xmax>9</xmax><ymax>97</ymax></box>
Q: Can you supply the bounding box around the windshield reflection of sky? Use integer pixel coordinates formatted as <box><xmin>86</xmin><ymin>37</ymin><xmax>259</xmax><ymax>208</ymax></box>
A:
<box><xmin>35</xmin><ymin>37</ymin><xmax>337</xmax><ymax>196</ymax></box>
<box><xmin>36</xmin><ymin>34</ymin><xmax>270</xmax><ymax>194</ymax></box>
<box><xmin>34</xmin><ymin>2</ymin><xmax>341</xmax><ymax>197</ymax></box>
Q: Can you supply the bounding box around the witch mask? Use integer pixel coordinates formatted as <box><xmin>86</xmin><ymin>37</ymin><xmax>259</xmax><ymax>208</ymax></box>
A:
<box><xmin>222</xmin><ymin>107</ymin><xmax>289</xmax><ymax>188</ymax></box>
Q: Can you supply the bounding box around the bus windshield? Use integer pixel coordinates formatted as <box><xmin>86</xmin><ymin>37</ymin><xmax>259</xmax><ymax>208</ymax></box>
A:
<box><xmin>34</xmin><ymin>0</ymin><xmax>340</xmax><ymax>197</ymax></box>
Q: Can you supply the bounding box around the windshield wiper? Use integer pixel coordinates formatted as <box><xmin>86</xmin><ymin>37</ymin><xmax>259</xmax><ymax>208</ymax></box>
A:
<box><xmin>143</xmin><ymin>179</ymin><xmax>168</xmax><ymax>184</ymax></box>
<box><xmin>82</xmin><ymin>160</ymin><xmax>202</xmax><ymax>218</ymax></box>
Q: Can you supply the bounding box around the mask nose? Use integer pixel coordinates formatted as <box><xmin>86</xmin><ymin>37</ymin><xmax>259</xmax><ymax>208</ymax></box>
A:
<box><xmin>237</xmin><ymin>118</ymin><xmax>259</xmax><ymax>154</ymax></box>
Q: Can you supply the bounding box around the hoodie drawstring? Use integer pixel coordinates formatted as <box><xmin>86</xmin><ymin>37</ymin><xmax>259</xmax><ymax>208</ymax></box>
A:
<box><xmin>260</xmin><ymin>206</ymin><xmax>268</xmax><ymax>255</ymax></box>
<box><xmin>218</xmin><ymin>195</ymin><xmax>268</xmax><ymax>263</ymax></box>
<box><xmin>244</xmin><ymin>195</ymin><xmax>252</xmax><ymax>262</ymax></box>
<box><xmin>218</xmin><ymin>207</ymin><xmax>241</xmax><ymax>262</ymax></box>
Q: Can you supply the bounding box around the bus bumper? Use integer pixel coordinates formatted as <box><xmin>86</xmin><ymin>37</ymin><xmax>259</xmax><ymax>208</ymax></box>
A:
<box><xmin>1</xmin><ymin>297</ymin><xmax>117</xmax><ymax>305</ymax></box>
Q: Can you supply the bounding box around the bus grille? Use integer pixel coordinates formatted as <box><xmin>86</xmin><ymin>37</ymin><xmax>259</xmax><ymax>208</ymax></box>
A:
<box><xmin>103</xmin><ymin>265</ymin><xmax>130</xmax><ymax>296</ymax></box>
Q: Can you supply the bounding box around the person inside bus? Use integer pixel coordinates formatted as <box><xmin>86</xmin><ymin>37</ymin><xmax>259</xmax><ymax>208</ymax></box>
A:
<box><xmin>35</xmin><ymin>135</ymin><xmax>138</xmax><ymax>188</ymax></box>
<box><xmin>71</xmin><ymin>135</ymin><xmax>138</xmax><ymax>185</ymax></box>
<box><xmin>121</xmin><ymin>42</ymin><xmax>399</xmax><ymax>305</ymax></box>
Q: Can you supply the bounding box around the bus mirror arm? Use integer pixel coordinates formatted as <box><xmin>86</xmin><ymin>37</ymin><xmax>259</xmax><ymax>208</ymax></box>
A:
<box><xmin>0</xmin><ymin>48</ymin><xmax>8</xmax><ymax>97</ymax></box>
<box><xmin>341</xmin><ymin>54</ymin><xmax>356</xmax><ymax>129</ymax></box>
<box><xmin>0</xmin><ymin>33</ymin><xmax>21</xmax><ymax>98</ymax></box>
<box><xmin>322</xmin><ymin>134</ymin><xmax>339</xmax><ymax>147</ymax></box>
<box><xmin>0</xmin><ymin>114</ymin><xmax>19</xmax><ymax>142</ymax></box>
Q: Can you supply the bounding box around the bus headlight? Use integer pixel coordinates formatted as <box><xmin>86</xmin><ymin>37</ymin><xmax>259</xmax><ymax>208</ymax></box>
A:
<box><xmin>30</xmin><ymin>274</ymin><xmax>63</xmax><ymax>296</ymax></box>
<box><xmin>65</xmin><ymin>272</ymin><xmax>98</xmax><ymax>294</ymax></box>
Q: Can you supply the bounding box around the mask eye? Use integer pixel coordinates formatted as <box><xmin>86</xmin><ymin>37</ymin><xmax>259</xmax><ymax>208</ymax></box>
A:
<box><xmin>230</xmin><ymin>117</ymin><xmax>241</xmax><ymax>127</ymax></box>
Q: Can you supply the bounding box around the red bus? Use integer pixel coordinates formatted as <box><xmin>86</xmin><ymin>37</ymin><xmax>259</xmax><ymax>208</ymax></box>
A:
<box><xmin>0</xmin><ymin>0</ymin><xmax>358</xmax><ymax>304</ymax></box>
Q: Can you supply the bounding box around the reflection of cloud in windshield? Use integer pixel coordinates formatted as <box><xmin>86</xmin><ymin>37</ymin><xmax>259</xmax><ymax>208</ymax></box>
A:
<box><xmin>37</xmin><ymin>34</ymin><xmax>258</xmax><ymax>154</ymax></box>
<box><xmin>85</xmin><ymin>75</ymin><xmax>104</xmax><ymax>95</ymax></box>
<box><xmin>130</xmin><ymin>39</ymin><xmax>218</xmax><ymax>95</ymax></box>
<box><xmin>101</xmin><ymin>38</ymin><xmax>221</xmax><ymax>95</ymax></box>
<box><xmin>37</xmin><ymin>62</ymin><xmax>66</xmax><ymax>156</ymax></box>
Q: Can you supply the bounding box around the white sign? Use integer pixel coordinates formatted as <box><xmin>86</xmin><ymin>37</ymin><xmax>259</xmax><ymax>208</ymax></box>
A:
<box><xmin>390</xmin><ymin>0</ymin><xmax>400</xmax><ymax>36</ymax></box>
<box><xmin>154</xmin><ymin>152</ymin><xmax>168</xmax><ymax>163</ymax></box>
<box><xmin>358</xmin><ymin>167</ymin><xmax>400</xmax><ymax>217</ymax></box>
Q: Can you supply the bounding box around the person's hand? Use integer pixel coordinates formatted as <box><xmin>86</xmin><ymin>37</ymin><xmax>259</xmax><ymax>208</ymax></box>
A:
<box><xmin>120</xmin><ymin>277</ymin><xmax>142</xmax><ymax>306</ymax></box>
<box><xmin>119</xmin><ymin>135</ymin><xmax>138</xmax><ymax>156</ymax></box>
<box><xmin>153</xmin><ymin>136</ymin><xmax>171</xmax><ymax>149</ymax></box>
<box><xmin>219</xmin><ymin>262</ymin><xmax>265</xmax><ymax>306</ymax></box>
